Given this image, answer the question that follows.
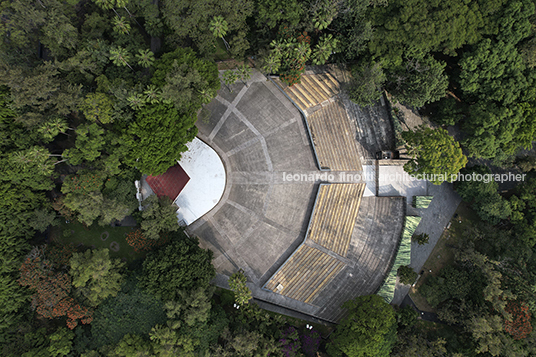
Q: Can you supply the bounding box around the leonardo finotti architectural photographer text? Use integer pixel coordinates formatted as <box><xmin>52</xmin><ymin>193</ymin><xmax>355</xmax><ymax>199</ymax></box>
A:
<box><xmin>282</xmin><ymin>172</ymin><xmax>527</xmax><ymax>183</ymax></box>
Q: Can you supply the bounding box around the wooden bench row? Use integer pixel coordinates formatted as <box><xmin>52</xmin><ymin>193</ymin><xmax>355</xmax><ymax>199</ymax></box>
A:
<box><xmin>308</xmin><ymin>101</ymin><xmax>363</xmax><ymax>171</ymax></box>
<box><xmin>275</xmin><ymin>73</ymin><xmax>340</xmax><ymax>111</ymax></box>
<box><xmin>265</xmin><ymin>245</ymin><xmax>345</xmax><ymax>304</ymax></box>
<box><xmin>308</xmin><ymin>183</ymin><xmax>365</xmax><ymax>257</ymax></box>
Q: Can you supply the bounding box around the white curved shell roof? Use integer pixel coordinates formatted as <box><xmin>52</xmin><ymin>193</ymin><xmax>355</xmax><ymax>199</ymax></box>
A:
<box><xmin>175</xmin><ymin>137</ymin><xmax>226</xmax><ymax>226</ymax></box>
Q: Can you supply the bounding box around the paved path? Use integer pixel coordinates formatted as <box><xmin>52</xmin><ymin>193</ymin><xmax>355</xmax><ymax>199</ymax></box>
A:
<box><xmin>401</xmin><ymin>294</ymin><xmax>442</xmax><ymax>324</ymax></box>
<box><xmin>391</xmin><ymin>181</ymin><xmax>461</xmax><ymax>305</ymax></box>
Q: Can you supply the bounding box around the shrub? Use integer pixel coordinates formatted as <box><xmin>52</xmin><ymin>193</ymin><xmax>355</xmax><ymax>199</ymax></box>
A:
<box><xmin>279</xmin><ymin>326</ymin><xmax>301</xmax><ymax>357</ymax></box>
<box><xmin>301</xmin><ymin>328</ymin><xmax>321</xmax><ymax>357</ymax></box>
<box><xmin>412</xmin><ymin>233</ymin><xmax>430</xmax><ymax>245</ymax></box>
<box><xmin>397</xmin><ymin>265</ymin><xmax>417</xmax><ymax>285</ymax></box>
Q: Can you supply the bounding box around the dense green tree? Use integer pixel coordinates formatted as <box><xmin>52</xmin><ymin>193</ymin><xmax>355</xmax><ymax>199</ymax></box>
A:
<box><xmin>402</xmin><ymin>125</ymin><xmax>467</xmax><ymax>185</ymax></box>
<box><xmin>79</xmin><ymin>93</ymin><xmax>114</xmax><ymax>124</ymax></box>
<box><xmin>37</xmin><ymin>117</ymin><xmax>70</xmax><ymax>143</ymax></box>
<box><xmin>69</xmin><ymin>248</ymin><xmax>124</xmax><ymax>307</ymax></box>
<box><xmin>90</xmin><ymin>282</ymin><xmax>167</xmax><ymax>348</ymax></box>
<box><xmin>151</xmin><ymin>48</ymin><xmax>220</xmax><ymax>113</ymax></box>
<box><xmin>429</xmin><ymin>97</ymin><xmax>465</xmax><ymax>126</ymax></box>
<box><xmin>348</xmin><ymin>61</ymin><xmax>386</xmax><ymax>107</ymax></box>
<box><xmin>109</xmin><ymin>334</ymin><xmax>153</xmax><ymax>357</ymax></box>
<box><xmin>334</xmin><ymin>0</ymin><xmax>373</xmax><ymax>60</ymax></box>
<box><xmin>255</xmin><ymin>0</ymin><xmax>303</xmax><ymax>31</ymax></box>
<box><xmin>63</xmin><ymin>123</ymin><xmax>106</xmax><ymax>165</ymax></box>
<box><xmin>397</xmin><ymin>265</ymin><xmax>417</xmax><ymax>285</ymax></box>
<box><xmin>48</xmin><ymin>327</ymin><xmax>75</xmax><ymax>357</ymax></box>
<box><xmin>112</xmin><ymin>16</ymin><xmax>131</xmax><ymax>35</ymax></box>
<box><xmin>28</xmin><ymin>208</ymin><xmax>58</xmax><ymax>233</ymax></box>
<box><xmin>139</xmin><ymin>232</ymin><xmax>215</xmax><ymax>301</ymax></box>
<box><xmin>392</xmin><ymin>333</ymin><xmax>447</xmax><ymax>357</ymax></box>
<box><xmin>237</xmin><ymin>64</ymin><xmax>251</xmax><ymax>87</ymax></box>
<box><xmin>228</xmin><ymin>270</ymin><xmax>252</xmax><ymax>306</ymax></box>
<box><xmin>419</xmin><ymin>265</ymin><xmax>473</xmax><ymax>307</ymax></box>
<box><xmin>135</xmin><ymin>49</ymin><xmax>155</xmax><ymax>68</ymax></box>
<box><xmin>109</xmin><ymin>47</ymin><xmax>133</xmax><ymax>70</ymax></box>
<box><xmin>2</xmin><ymin>146</ymin><xmax>57</xmax><ymax>191</ymax></box>
<box><xmin>459</xmin><ymin>39</ymin><xmax>528</xmax><ymax>105</ymax></box>
<box><xmin>211</xmin><ymin>328</ymin><xmax>279</xmax><ymax>357</ymax></box>
<box><xmin>140</xmin><ymin>195</ymin><xmax>180</xmax><ymax>239</ymax></box>
<box><xmin>210</xmin><ymin>16</ymin><xmax>230</xmax><ymax>50</ymax></box>
<box><xmin>328</xmin><ymin>295</ymin><xmax>396</xmax><ymax>357</ymax></box>
<box><xmin>0</xmin><ymin>63</ymin><xmax>81</xmax><ymax>124</ymax></box>
<box><xmin>122</xmin><ymin>103</ymin><xmax>197</xmax><ymax>175</ymax></box>
<box><xmin>388</xmin><ymin>55</ymin><xmax>449</xmax><ymax>107</ymax></box>
<box><xmin>307</xmin><ymin>0</ymin><xmax>338</xmax><ymax>31</ymax></box>
<box><xmin>161</xmin><ymin>0</ymin><xmax>253</xmax><ymax>56</ymax></box>
<box><xmin>454</xmin><ymin>166</ymin><xmax>498</xmax><ymax>203</ymax></box>
<box><xmin>222</xmin><ymin>70</ymin><xmax>239</xmax><ymax>92</ymax></box>
<box><xmin>311</xmin><ymin>34</ymin><xmax>339</xmax><ymax>65</ymax></box>
<box><xmin>367</xmin><ymin>0</ymin><xmax>506</xmax><ymax>66</ymax></box>
<box><xmin>63</xmin><ymin>192</ymin><xmax>104</xmax><ymax>226</ymax></box>
<box><xmin>455</xmin><ymin>166</ymin><xmax>512</xmax><ymax>224</ymax></box>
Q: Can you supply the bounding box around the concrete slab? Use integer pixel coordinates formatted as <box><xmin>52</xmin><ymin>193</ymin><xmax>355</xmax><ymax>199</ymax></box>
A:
<box><xmin>212</xmin><ymin>112</ymin><xmax>257</xmax><ymax>154</ymax></box>
<box><xmin>264</xmin><ymin>121</ymin><xmax>317</xmax><ymax>171</ymax></box>
<box><xmin>211</xmin><ymin>203</ymin><xmax>260</xmax><ymax>245</ymax></box>
<box><xmin>227</xmin><ymin>140</ymin><xmax>270</xmax><ymax>172</ymax></box>
<box><xmin>227</xmin><ymin>184</ymin><xmax>270</xmax><ymax>216</ymax></box>
<box><xmin>236</xmin><ymin>82</ymin><xmax>295</xmax><ymax>135</ymax></box>
<box><xmin>196</xmin><ymin>99</ymin><xmax>228</xmax><ymax>135</ymax></box>
<box><xmin>264</xmin><ymin>184</ymin><xmax>316</xmax><ymax>233</ymax></box>
<box><xmin>378</xmin><ymin>165</ymin><xmax>427</xmax><ymax>201</ymax></box>
<box><xmin>237</xmin><ymin>220</ymin><xmax>301</xmax><ymax>279</ymax></box>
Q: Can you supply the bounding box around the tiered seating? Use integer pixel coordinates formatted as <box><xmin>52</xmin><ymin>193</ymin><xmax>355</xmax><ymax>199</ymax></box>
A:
<box><xmin>307</xmin><ymin>183</ymin><xmax>365</xmax><ymax>257</ymax></box>
<box><xmin>264</xmin><ymin>245</ymin><xmax>345</xmax><ymax>304</ymax></box>
<box><xmin>307</xmin><ymin>101</ymin><xmax>363</xmax><ymax>171</ymax></box>
<box><xmin>273</xmin><ymin>74</ymin><xmax>339</xmax><ymax>112</ymax></box>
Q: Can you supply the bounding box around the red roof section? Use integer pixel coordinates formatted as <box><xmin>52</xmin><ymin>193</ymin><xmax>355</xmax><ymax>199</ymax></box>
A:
<box><xmin>146</xmin><ymin>164</ymin><xmax>190</xmax><ymax>201</ymax></box>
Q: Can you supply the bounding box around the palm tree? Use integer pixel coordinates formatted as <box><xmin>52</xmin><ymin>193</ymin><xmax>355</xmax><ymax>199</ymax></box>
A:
<box><xmin>261</xmin><ymin>53</ymin><xmax>281</xmax><ymax>75</ymax></box>
<box><xmin>37</xmin><ymin>117</ymin><xmax>70</xmax><ymax>142</ymax></box>
<box><xmin>222</xmin><ymin>70</ymin><xmax>238</xmax><ymax>92</ymax></box>
<box><xmin>209</xmin><ymin>16</ymin><xmax>230</xmax><ymax>51</ymax></box>
<box><xmin>135</xmin><ymin>49</ymin><xmax>155</xmax><ymax>68</ymax></box>
<box><xmin>109</xmin><ymin>47</ymin><xmax>133</xmax><ymax>70</ymax></box>
<box><xmin>237</xmin><ymin>64</ymin><xmax>251</xmax><ymax>87</ymax></box>
<box><xmin>311</xmin><ymin>34</ymin><xmax>339</xmax><ymax>65</ymax></box>
<box><xmin>127</xmin><ymin>93</ymin><xmax>145</xmax><ymax>110</ymax></box>
<box><xmin>112</xmin><ymin>16</ymin><xmax>130</xmax><ymax>35</ymax></box>
<box><xmin>144</xmin><ymin>85</ymin><xmax>161</xmax><ymax>104</ymax></box>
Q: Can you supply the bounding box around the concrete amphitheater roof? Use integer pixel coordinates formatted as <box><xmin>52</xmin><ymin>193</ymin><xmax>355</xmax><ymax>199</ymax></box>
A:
<box><xmin>187</xmin><ymin>69</ymin><xmax>405</xmax><ymax>322</ymax></box>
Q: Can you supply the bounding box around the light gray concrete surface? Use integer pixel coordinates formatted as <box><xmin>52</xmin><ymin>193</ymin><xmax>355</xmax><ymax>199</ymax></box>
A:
<box><xmin>189</xmin><ymin>70</ymin><xmax>409</xmax><ymax>322</ymax></box>
<box><xmin>190</xmin><ymin>69</ymin><xmax>461</xmax><ymax>320</ymax></box>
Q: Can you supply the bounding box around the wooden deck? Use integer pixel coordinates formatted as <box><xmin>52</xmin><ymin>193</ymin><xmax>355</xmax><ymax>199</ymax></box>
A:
<box><xmin>307</xmin><ymin>101</ymin><xmax>363</xmax><ymax>171</ymax></box>
<box><xmin>273</xmin><ymin>74</ymin><xmax>339</xmax><ymax>112</ymax></box>
<box><xmin>307</xmin><ymin>183</ymin><xmax>365</xmax><ymax>257</ymax></box>
<box><xmin>264</xmin><ymin>245</ymin><xmax>346</xmax><ymax>304</ymax></box>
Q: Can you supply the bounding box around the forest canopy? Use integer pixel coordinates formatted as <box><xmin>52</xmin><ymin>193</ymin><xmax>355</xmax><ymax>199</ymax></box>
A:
<box><xmin>1</xmin><ymin>0</ymin><xmax>536</xmax><ymax>356</ymax></box>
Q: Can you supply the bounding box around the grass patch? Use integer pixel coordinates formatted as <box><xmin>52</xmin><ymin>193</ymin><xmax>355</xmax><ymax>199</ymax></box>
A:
<box><xmin>212</xmin><ymin>38</ymin><xmax>232</xmax><ymax>62</ymax></box>
<box><xmin>410</xmin><ymin>202</ymin><xmax>480</xmax><ymax>311</ymax></box>
<box><xmin>50</xmin><ymin>221</ymin><xmax>144</xmax><ymax>263</ymax></box>
<box><xmin>377</xmin><ymin>216</ymin><xmax>420</xmax><ymax>302</ymax></box>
